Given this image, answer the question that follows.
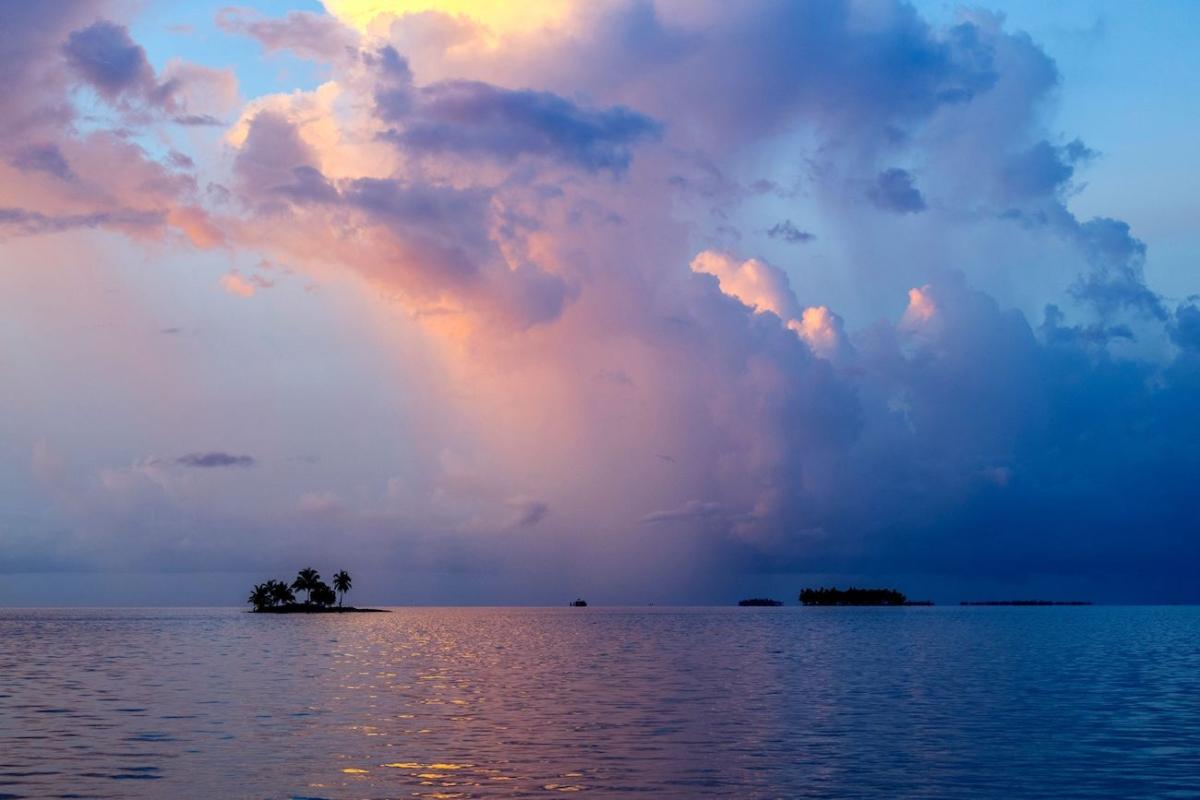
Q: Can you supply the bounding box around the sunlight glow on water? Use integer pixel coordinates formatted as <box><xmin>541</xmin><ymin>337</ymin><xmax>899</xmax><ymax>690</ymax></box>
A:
<box><xmin>0</xmin><ymin>606</ymin><xmax>1197</xmax><ymax>798</ymax></box>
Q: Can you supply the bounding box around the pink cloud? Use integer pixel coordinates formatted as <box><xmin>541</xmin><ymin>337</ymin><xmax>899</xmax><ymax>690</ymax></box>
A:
<box><xmin>219</xmin><ymin>272</ymin><xmax>257</xmax><ymax>297</ymax></box>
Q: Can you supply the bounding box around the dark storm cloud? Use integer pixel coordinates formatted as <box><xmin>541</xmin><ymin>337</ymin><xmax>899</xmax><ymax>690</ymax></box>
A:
<box><xmin>176</xmin><ymin>452</ymin><xmax>256</xmax><ymax>469</ymax></box>
<box><xmin>718</xmin><ymin>274</ymin><xmax>1200</xmax><ymax>598</ymax></box>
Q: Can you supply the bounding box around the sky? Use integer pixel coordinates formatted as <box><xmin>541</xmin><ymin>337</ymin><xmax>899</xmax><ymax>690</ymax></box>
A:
<box><xmin>0</xmin><ymin>0</ymin><xmax>1197</xmax><ymax>606</ymax></box>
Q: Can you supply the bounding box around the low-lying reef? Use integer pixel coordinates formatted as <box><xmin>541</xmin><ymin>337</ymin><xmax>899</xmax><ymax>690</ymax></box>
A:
<box><xmin>738</xmin><ymin>598</ymin><xmax>784</xmax><ymax>607</ymax></box>
<box><xmin>960</xmin><ymin>600</ymin><xmax>1092</xmax><ymax>606</ymax></box>
<box><xmin>248</xmin><ymin>568</ymin><xmax>385</xmax><ymax>613</ymax></box>
<box><xmin>800</xmin><ymin>587</ymin><xmax>916</xmax><ymax>606</ymax></box>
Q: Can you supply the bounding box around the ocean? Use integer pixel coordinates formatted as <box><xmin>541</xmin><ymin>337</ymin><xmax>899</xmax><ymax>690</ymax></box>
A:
<box><xmin>1</xmin><ymin>606</ymin><xmax>1197</xmax><ymax>798</ymax></box>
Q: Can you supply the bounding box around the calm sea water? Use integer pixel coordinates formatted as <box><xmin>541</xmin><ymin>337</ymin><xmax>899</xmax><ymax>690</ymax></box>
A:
<box><xmin>0</xmin><ymin>606</ymin><xmax>1197</xmax><ymax>799</ymax></box>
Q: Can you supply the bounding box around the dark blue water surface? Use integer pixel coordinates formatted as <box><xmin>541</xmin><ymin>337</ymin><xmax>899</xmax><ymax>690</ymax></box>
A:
<box><xmin>0</xmin><ymin>606</ymin><xmax>1197</xmax><ymax>798</ymax></box>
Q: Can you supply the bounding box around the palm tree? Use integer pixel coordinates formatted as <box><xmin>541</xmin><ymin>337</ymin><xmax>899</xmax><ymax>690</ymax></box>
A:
<box><xmin>269</xmin><ymin>580</ymin><xmax>295</xmax><ymax>607</ymax></box>
<box><xmin>311</xmin><ymin>581</ymin><xmax>336</xmax><ymax>608</ymax></box>
<box><xmin>292</xmin><ymin>567</ymin><xmax>321</xmax><ymax>604</ymax></box>
<box><xmin>248</xmin><ymin>583</ymin><xmax>272</xmax><ymax>611</ymax></box>
<box><xmin>332</xmin><ymin>570</ymin><xmax>352</xmax><ymax>608</ymax></box>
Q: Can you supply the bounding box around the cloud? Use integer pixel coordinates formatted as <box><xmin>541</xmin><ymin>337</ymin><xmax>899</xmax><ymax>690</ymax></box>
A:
<box><xmin>372</xmin><ymin>48</ymin><xmax>662</xmax><ymax>174</ymax></box>
<box><xmin>62</xmin><ymin>19</ymin><xmax>237</xmax><ymax>124</ymax></box>
<box><xmin>176</xmin><ymin>452</ymin><xmax>256</xmax><ymax>468</ymax></box>
<box><xmin>690</xmin><ymin>250</ymin><xmax>801</xmax><ymax>321</ymax></box>
<box><xmin>298</xmin><ymin>491</ymin><xmax>342</xmax><ymax>513</ymax></box>
<box><xmin>219</xmin><ymin>273</ymin><xmax>257</xmax><ymax>297</ymax></box>
<box><xmin>173</xmin><ymin>113</ymin><xmax>224</xmax><ymax>126</ymax></box>
<box><xmin>216</xmin><ymin>7</ymin><xmax>358</xmax><ymax>61</ymax></box>
<box><xmin>506</xmin><ymin>496</ymin><xmax>549</xmax><ymax>527</ymax></box>
<box><xmin>1003</xmin><ymin>140</ymin><xmax>1082</xmax><ymax>198</ymax></box>
<box><xmin>0</xmin><ymin>207</ymin><xmax>165</xmax><ymax>238</ymax></box>
<box><xmin>9</xmin><ymin>143</ymin><xmax>75</xmax><ymax>181</ymax></box>
<box><xmin>641</xmin><ymin>500</ymin><xmax>725</xmax><ymax>524</ymax></box>
<box><xmin>869</xmin><ymin>167</ymin><xmax>927</xmax><ymax>213</ymax></box>
<box><xmin>227</xmin><ymin>106</ymin><xmax>575</xmax><ymax>329</ymax></box>
<box><xmin>789</xmin><ymin>306</ymin><xmax>847</xmax><ymax>360</ymax></box>
<box><xmin>1170</xmin><ymin>303</ymin><xmax>1200</xmax><ymax>352</ymax></box>
<box><xmin>63</xmin><ymin>20</ymin><xmax>159</xmax><ymax>103</ymax></box>
<box><xmin>4</xmin><ymin>0</ymin><xmax>1198</xmax><ymax>603</ymax></box>
<box><xmin>0</xmin><ymin>12</ymin><xmax>222</xmax><ymax>252</ymax></box>
<box><xmin>766</xmin><ymin>220</ymin><xmax>814</xmax><ymax>244</ymax></box>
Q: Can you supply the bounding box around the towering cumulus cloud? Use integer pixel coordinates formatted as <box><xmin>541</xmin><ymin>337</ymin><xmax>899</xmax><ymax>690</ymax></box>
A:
<box><xmin>0</xmin><ymin>1</ymin><xmax>1196</xmax><ymax>602</ymax></box>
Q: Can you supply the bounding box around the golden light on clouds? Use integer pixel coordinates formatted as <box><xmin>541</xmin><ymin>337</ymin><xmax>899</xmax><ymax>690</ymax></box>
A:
<box><xmin>903</xmin><ymin>285</ymin><xmax>938</xmax><ymax>326</ymax></box>
<box><xmin>789</xmin><ymin>306</ymin><xmax>841</xmax><ymax>358</ymax></box>
<box><xmin>324</xmin><ymin>0</ymin><xmax>571</xmax><ymax>37</ymax></box>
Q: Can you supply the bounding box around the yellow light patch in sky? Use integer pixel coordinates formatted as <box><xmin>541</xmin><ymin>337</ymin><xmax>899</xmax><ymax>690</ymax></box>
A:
<box><xmin>324</xmin><ymin>0</ymin><xmax>571</xmax><ymax>36</ymax></box>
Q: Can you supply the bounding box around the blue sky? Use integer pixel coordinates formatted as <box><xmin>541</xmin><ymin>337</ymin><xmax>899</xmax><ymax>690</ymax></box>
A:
<box><xmin>917</xmin><ymin>0</ymin><xmax>1199</xmax><ymax>299</ymax></box>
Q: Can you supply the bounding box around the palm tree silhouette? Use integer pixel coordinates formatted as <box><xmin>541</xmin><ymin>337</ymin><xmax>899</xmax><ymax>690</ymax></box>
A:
<box><xmin>269</xmin><ymin>580</ymin><xmax>295</xmax><ymax>606</ymax></box>
<box><xmin>248</xmin><ymin>583</ymin><xmax>272</xmax><ymax>611</ymax></box>
<box><xmin>311</xmin><ymin>581</ymin><xmax>336</xmax><ymax>607</ymax></box>
<box><xmin>332</xmin><ymin>570</ymin><xmax>352</xmax><ymax>608</ymax></box>
<box><xmin>292</xmin><ymin>567</ymin><xmax>321</xmax><ymax>604</ymax></box>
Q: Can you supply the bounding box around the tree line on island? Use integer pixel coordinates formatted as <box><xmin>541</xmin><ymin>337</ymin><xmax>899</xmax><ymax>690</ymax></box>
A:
<box><xmin>247</xmin><ymin>568</ymin><xmax>378</xmax><ymax>613</ymax></box>
<box><xmin>737</xmin><ymin>587</ymin><xmax>1089</xmax><ymax>606</ymax></box>
<box><xmin>737</xmin><ymin>587</ymin><xmax>918</xmax><ymax>606</ymax></box>
<box><xmin>800</xmin><ymin>587</ymin><xmax>916</xmax><ymax>605</ymax></box>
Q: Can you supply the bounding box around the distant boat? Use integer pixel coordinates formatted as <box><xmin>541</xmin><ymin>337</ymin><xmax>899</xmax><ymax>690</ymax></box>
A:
<box><xmin>738</xmin><ymin>598</ymin><xmax>783</xmax><ymax>607</ymax></box>
<box><xmin>570</xmin><ymin>598</ymin><xmax>588</xmax><ymax>607</ymax></box>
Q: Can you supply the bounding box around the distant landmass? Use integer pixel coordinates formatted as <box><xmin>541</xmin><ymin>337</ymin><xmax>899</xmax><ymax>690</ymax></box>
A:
<box><xmin>739</xmin><ymin>598</ymin><xmax>784</xmax><ymax>607</ymax></box>
<box><xmin>800</xmin><ymin>587</ymin><xmax>918</xmax><ymax>606</ymax></box>
<box><xmin>960</xmin><ymin>600</ymin><xmax>1092</xmax><ymax>606</ymax></box>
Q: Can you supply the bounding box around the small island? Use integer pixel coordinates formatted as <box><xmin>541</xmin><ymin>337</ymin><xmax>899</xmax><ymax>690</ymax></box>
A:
<box><xmin>247</xmin><ymin>568</ymin><xmax>387</xmax><ymax>613</ymax></box>
<box><xmin>738</xmin><ymin>598</ymin><xmax>784</xmax><ymax>606</ymax></box>
<box><xmin>800</xmin><ymin>587</ymin><xmax>918</xmax><ymax>606</ymax></box>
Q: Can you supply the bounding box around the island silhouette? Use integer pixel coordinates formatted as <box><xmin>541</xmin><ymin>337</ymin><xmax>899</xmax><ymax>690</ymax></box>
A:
<box><xmin>247</xmin><ymin>568</ymin><xmax>386</xmax><ymax>613</ymax></box>
<box><xmin>800</xmin><ymin>587</ymin><xmax>924</xmax><ymax>606</ymax></box>
<box><xmin>738</xmin><ymin>598</ymin><xmax>784</xmax><ymax>606</ymax></box>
